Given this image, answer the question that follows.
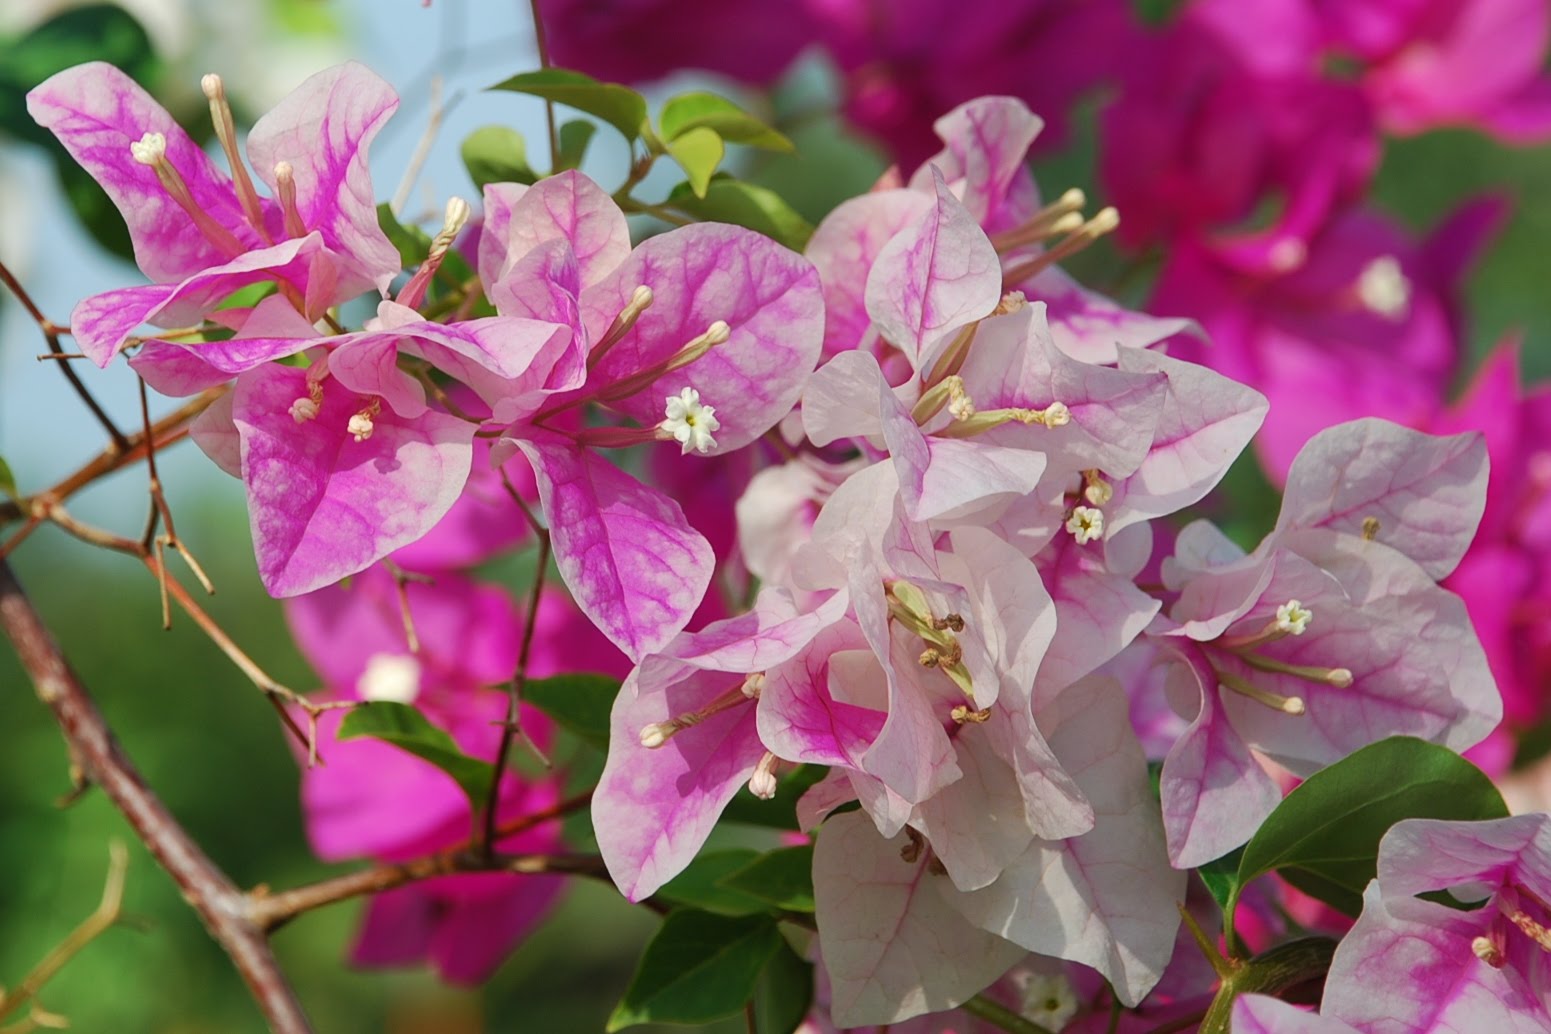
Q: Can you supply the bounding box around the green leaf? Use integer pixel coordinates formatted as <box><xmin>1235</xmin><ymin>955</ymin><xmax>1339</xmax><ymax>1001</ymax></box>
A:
<box><xmin>720</xmin><ymin>845</ymin><xmax>815</xmax><ymax>912</ymax></box>
<box><xmin>607</xmin><ymin>910</ymin><xmax>783</xmax><ymax>1030</ymax></box>
<box><xmin>0</xmin><ymin>455</ymin><xmax>17</xmax><ymax>500</ymax></box>
<box><xmin>337</xmin><ymin>702</ymin><xmax>495</xmax><ymax>805</ymax></box>
<box><xmin>461</xmin><ymin>125</ymin><xmax>535</xmax><ymax>188</ymax></box>
<box><xmin>719</xmin><ymin>764</ymin><xmax>827</xmax><ymax>830</ymax></box>
<box><xmin>665</xmin><ymin>127</ymin><xmax>724</xmax><ymax>199</ymax></box>
<box><xmin>657</xmin><ymin>850</ymin><xmax>769</xmax><ymax>916</ymax></box>
<box><xmin>522</xmin><ymin>673</ymin><xmax>621</xmax><ymax>751</ymax></box>
<box><xmin>556</xmin><ymin>119</ymin><xmax>597</xmax><ymax>171</ymax></box>
<box><xmin>490</xmin><ymin>69</ymin><xmax>647</xmax><ymax>141</ymax></box>
<box><xmin>1234</xmin><ymin>736</ymin><xmax>1508</xmax><ymax>917</ymax></box>
<box><xmin>665</xmin><ymin>179</ymin><xmax>814</xmax><ymax>251</ymax></box>
<box><xmin>1196</xmin><ymin>847</ymin><xmax>1245</xmax><ymax>915</ymax></box>
<box><xmin>660</xmin><ymin>92</ymin><xmax>793</xmax><ymax>152</ymax></box>
<box><xmin>752</xmin><ymin>937</ymin><xmax>814</xmax><ymax>1034</ymax></box>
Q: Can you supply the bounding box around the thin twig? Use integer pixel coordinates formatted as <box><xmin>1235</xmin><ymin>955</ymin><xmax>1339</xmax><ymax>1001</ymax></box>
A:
<box><xmin>0</xmin><ymin>389</ymin><xmax>224</xmax><ymax>527</ymax></box>
<box><xmin>0</xmin><ymin>560</ymin><xmax>313</xmax><ymax>1033</ymax></box>
<box><xmin>480</xmin><ymin>486</ymin><xmax>552</xmax><ymax>851</ymax></box>
<box><xmin>248</xmin><ymin>850</ymin><xmax>608</xmax><ymax>932</ymax></box>
<box><xmin>0</xmin><ymin>841</ymin><xmax>129</xmax><ymax>1023</ymax></box>
<box><xmin>391</xmin><ymin>77</ymin><xmax>462</xmax><ymax>217</ymax></box>
<box><xmin>0</xmin><ymin>260</ymin><xmax>130</xmax><ymax>453</ymax></box>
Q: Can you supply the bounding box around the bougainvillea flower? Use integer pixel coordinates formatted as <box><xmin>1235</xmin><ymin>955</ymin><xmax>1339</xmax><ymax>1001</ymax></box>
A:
<box><xmin>804</xmin><ymin>0</ymin><xmax>1139</xmax><ymax>169</ymax></box>
<box><xmin>1155</xmin><ymin>199</ymin><xmax>1504</xmax><ymax>479</ymax></box>
<box><xmin>1320</xmin><ymin>815</ymin><xmax>1551</xmax><ymax>1031</ymax></box>
<box><xmin>807</xmin><ymin>96</ymin><xmax>1188</xmax><ymax>371</ymax></box>
<box><xmin>479</xmin><ymin>171</ymin><xmax>824</xmax><ymax>657</ymax></box>
<box><xmin>1234</xmin><ymin>994</ymin><xmax>1360</xmax><ymax>1033</ymax></box>
<box><xmin>1429</xmin><ymin>343</ymin><xmax>1551</xmax><ymax>768</ymax></box>
<box><xmin>29</xmin><ymin>61</ymin><xmax>401</xmax><ymax>365</ymax></box>
<box><xmin>1150</xmin><ymin>420</ymin><xmax>1499</xmax><ymax>865</ymax></box>
<box><xmin>811</xmin><ymin>678</ymin><xmax>1181</xmax><ymax>1027</ymax></box>
<box><xmin>538</xmin><ymin>0</ymin><xmax>816</xmax><ymax>86</ymax></box>
<box><xmin>1317</xmin><ymin>0</ymin><xmax>1551</xmax><ymax>142</ymax></box>
<box><xmin>1099</xmin><ymin>8</ymin><xmax>1377</xmax><ymax>256</ymax></box>
<box><xmin>289</xmin><ymin>573</ymin><xmax>626</xmax><ymax>984</ymax></box>
<box><xmin>157</xmin><ymin>295</ymin><xmax>581</xmax><ymax>597</ymax></box>
<box><xmin>593</xmin><ymin>587</ymin><xmax>850</xmax><ymax>900</ymax></box>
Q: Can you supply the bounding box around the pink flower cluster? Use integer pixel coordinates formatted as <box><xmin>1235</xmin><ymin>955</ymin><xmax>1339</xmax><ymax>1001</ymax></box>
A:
<box><xmin>542</xmin><ymin>0</ymin><xmax>1551</xmax><ymax>759</ymax></box>
<box><xmin>26</xmin><ymin>49</ymin><xmax>1536</xmax><ymax>1032</ymax></box>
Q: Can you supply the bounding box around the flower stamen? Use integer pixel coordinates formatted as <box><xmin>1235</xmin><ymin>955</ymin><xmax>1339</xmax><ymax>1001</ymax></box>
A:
<box><xmin>130</xmin><ymin>131</ymin><xmax>247</xmax><ymax>256</ymax></box>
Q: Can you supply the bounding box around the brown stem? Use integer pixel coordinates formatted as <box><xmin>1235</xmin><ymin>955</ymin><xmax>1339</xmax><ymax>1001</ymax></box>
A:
<box><xmin>480</xmin><ymin>510</ymin><xmax>552</xmax><ymax>852</ymax></box>
<box><xmin>0</xmin><ymin>559</ymin><xmax>313</xmax><ymax>1033</ymax></box>
<box><xmin>248</xmin><ymin>850</ymin><xmax>609</xmax><ymax>932</ymax></box>
<box><xmin>0</xmin><ymin>260</ymin><xmax>130</xmax><ymax>453</ymax></box>
<box><xmin>0</xmin><ymin>388</ymin><xmax>224</xmax><ymax>526</ymax></box>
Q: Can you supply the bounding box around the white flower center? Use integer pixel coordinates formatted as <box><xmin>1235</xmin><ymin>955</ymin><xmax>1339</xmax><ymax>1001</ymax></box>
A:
<box><xmin>659</xmin><ymin>386</ymin><xmax>721</xmax><ymax>455</ymax></box>
<box><xmin>1275</xmin><ymin>599</ymin><xmax>1313</xmax><ymax>636</ymax></box>
<box><xmin>1357</xmin><ymin>255</ymin><xmax>1411</xmax><ymax>320</ymax></box>
<box><xmin>289</xmin><ymin>397</ymin><xmax>320</xmax><ymax>423</ymax></box>
<box><xmin>357</xmin><ymin>653</ymin><xmax>422</xmax><ymax>704</ymax></box>
<box><xmin>1012</xmin><ymin>971</ymin><xmax>1079</xmax><ymax>1032</ymax></box>
<box><xmin>129</xmin><ymin>131</ymin><xmax>167</xmax><ymax>166</ymax></box>
<box><xmin>1065</xmin><ymin>505</ymin><xmax>1104</xmax><ymax>544</ymax></box>
<box><xmin>347</xmin><ymin>410</ymin><xmax>376</xmax><ymax>442</ymax></box>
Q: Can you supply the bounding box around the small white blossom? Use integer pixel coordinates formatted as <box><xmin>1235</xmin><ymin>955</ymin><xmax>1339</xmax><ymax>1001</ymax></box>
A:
<box><xmin>1275</xmin><ymin>599</ymin><xmax>1313</xmax><ymax>636</ymax></box>
<box><xmin>1357</xmin><ymin>255</ymin><xmax>1412</xmax><ymax>320</ymax></box>
<box><xmin>659</xmin><ymin>386</ymin><xmax>721</xmax><ymax>455</ymax></box>
<box><xmin>347</xmin><ymin>410</ymin><xmax>375</xmax><ymax>442</ymax></box>
<box><xmin>289</xmin><ymin>397</ymin><xmax>320</xmax><ymax>423</ymax></box>
<box><xmin>356</xmin><ymin>653</ymin><xmax>422</xmax><ymax>704</ymax></box>
<box><xmin>1065</xmin><ymin>505</ymin><xmax>1104</xmax><ymax>544</ymax></box>
<box><xmin>129</xmin><ymin>131</ymin><xmax>167</xmax><ymax>165</ymax></box>
<box><xmin>1011</xmin><ymin>971</ymin><xmax>1079</xmax><ymax>1032</ymax></box>
<box><xmin>748</xmin><ymin>752</ymin><xmax>779</xmax><ymax>799</ymax></box>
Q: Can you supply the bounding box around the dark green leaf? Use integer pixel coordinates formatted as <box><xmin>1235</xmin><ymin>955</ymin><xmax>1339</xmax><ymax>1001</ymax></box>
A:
<box><xmin>1234</xmin><ymin>736</ymin><xmax>1508</xmax><ymax>916</ymax></box>
<box><xmin>660</xmin><ymin>92</ymin><xmax>793</xmax><ymax>151</ymax></box>
<box><xmin>337</xmin><ymin>702</ymin><xmax>494</xmax><ymax>805</ymax></box>
<box><xmin>556</xmin><ymin>119</ymin><xmax>597</xmax><ymax>171</ymax></box>
<box><xmin>719</xmin><ymin>764</ymin><xmax>827</xmax><ymax>830</ymax></box>
<box><xmin>1195</xmin><ymin>847</ymin><xmax>1245</xmax><ymax>915</ymax></box>
<box><xmin>665</xmin><ymin>126</ymin><xmax>723</xmax><ymax>199</ymax></box>
<box><xmin>607</xmin><ymin>910</ymin><xmax>783</xmax><ymax>1030</ymax></box>
<box><xmin>666</xmin><ymin>179</ymin><xmax>813</xmax><ymax>251</ymax></box>
<box><xmin>720</xmin><ymin>845</ymin><xmax>814</xmax><ymax>912</ymax></box>
<box><xmin>752</xmin><ymin>937</ymin><xmax>813</xmax><ymax>1034</ymax></box>
<box><xmin>461</xmin><ymin>125</ymin><xmax>535</xmax><ymax>188</ymax></box>
<box><xmin>522</xmin><ymin>672</ymin><xmax>621</xmax><ymax>751</ymax></box>
<box><xmin>0</xmin><ymin>455</ymin><xmax>17</xmax><ymax>500</ymax></box>
<box><xmin>657</xmin><ymin>850</ymin><xmax>769</xmax><ymax>916</ymax></box>
<box><xmin>490</xmin><ymin>69</ymin><xmax>646</xmax><ymax>141</ymax></box>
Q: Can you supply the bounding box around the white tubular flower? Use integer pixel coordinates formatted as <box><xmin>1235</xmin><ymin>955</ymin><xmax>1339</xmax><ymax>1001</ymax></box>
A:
<box><xmin>1012</xmin><ymin>971</ymin><xmax>1079</xmax><ymax>1032</ymax></box>
<box><xmin>1357</xmin><ymin>255</ymin><xmax>1411</xmax><ymax>320</ymax></box>
<box><xmin>659</xmin><ymin>386</ymin><xmax>721</xmax><ymax>455</ymax></box>
<box><xmin>129</xmin><ymin>131</ymin><xmax>167</xmax><ymax>165</ymax></box>
<box><xmin>289</xmin><ymin>397</ymin><xmax>320</xmax><ymax>423</ymax></box>
<box><xmin>1065</xmin><ymin>505</ymin><xmax>1104</xmax><ymax>544</ymax></box>
<box><xmin>356</xmin><ymin>653</ymin><xmax>422</xmax><ymax>704</ymax></box>
<box><xmin>1275</xmin><ymin>599</ymin><xmax>1313</xmax><ymax>636</ymax></box>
